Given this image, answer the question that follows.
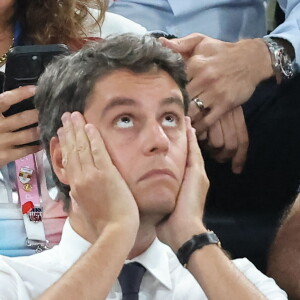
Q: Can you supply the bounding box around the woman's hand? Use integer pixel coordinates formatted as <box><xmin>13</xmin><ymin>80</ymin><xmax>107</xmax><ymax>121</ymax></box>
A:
<box><xmin>0</xmin><ymin>86</ymin><xmax>41</xmax><ymax>167</ymax></box>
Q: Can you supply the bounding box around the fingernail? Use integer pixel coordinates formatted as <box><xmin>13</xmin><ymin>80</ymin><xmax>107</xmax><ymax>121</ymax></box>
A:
<box><xmin>233</xmin><ymin>166</ymin><xmax>242</xmax><ymax>174</ymax></box>
<box><xmin>28</xmin><ymin>85</ymin><xmax>37</xmax><ymax>94</ymax></box>
<box><xmin>71</xmin><ymin>111</ymin><xmax>80</xmax><ymax>121</ymax></box>
<box><xmin>61</xmin><ymin>112</ymin><xmax>70</xmax><ymax>124</ymax></box>
<box><xmin>57</xmin><ymin>127</ymin><xmax>63</xmax><ymax>137</ymax></box>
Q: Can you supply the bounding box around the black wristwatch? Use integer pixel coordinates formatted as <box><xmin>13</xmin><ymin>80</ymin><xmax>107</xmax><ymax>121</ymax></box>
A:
<box><xmin>177</xmin><ymin>231</ymin><xmax>221</xmax><ymax>266</ymax></box>
<box><xmin>263</xmin><ymin>37</ymin><xmax>296</xmax><ymax>82</ymax></box>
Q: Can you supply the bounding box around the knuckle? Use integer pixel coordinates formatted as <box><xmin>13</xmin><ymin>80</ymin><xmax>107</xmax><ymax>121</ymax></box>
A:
<box><xmin>0</xmin><ymin>92</ymin><xmax>12</xmax><ymax>112</ymax></box>
<box><xmin>0</xmin><ymin>120</ymin><xmax>7</xmax><ymax>133</ymax></box>
<box><xmin>76</xmin><ymin>144</ymin><xmax>87</xmax><ymax>153</ymax></box>
<box><xmin>18</xmin><ymin>110</ymin><xmax>35</xmax><ymax>124</ymax></box>
<box><xmin>91</xmin><ymin>147</ymin><xmax>101</xmax><ymax>157</ymax></box>
<box><xmin>240</xmin><ymin>139</ymin><xmax>249</xmax><ymax>150</ymax></box>
<box><xmin>226</xmin><ymin>140</ymin><xmax>238</xmax><ymax>152</ymax></box>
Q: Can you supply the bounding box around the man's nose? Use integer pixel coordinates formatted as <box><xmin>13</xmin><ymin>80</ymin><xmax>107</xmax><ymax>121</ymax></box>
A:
<box><xmin>142</xmin><ymin>122</ymin><xmax>170</xmax><ymax>155</ymax></box>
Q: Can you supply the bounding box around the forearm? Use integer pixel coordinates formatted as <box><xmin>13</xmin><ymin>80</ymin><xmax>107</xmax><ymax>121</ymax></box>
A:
<box><xmin>174</xmin><ymin>223</ymin><xmax>267</xmax><ymax>300</ymax></box>
<box><xmin>187</xmin><ymin>243</ymin><xmax>266</xmax><ymax>300</ymax></box>
<box><xmin>38</xmin><ymin>224</ymin><xmax>137</xmax><ymax>300</ymax></box>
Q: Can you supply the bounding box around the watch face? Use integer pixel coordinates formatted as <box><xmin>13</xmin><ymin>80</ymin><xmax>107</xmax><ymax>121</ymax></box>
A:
<box><xmin>263</xmin><ymin>37</ymin><xmax>295</xmax><ymax>80</ymax></box>
<box><xmin>282</xmin><ymin>52</ymin><xmax>295</xmax><ymax>78</ymax></box>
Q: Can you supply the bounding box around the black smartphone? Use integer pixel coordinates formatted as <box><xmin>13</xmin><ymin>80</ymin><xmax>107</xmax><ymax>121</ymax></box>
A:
<box><xmin>3</xmin><ymin>44</ymin><xmax>69</xmax><ymax>116</ymax></box>
<box><xmin>2</xmin><ymin>44</ymin><xmax>69</xmax><ymax>146</ymax></box>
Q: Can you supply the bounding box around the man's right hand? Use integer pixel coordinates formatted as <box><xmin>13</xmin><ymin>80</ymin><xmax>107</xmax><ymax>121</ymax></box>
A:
<box><xmin>58</xmin><ymin>111</ymin><xmax>139</xmax><ymax>242</ymax></box>
<box><xmin>0</xmin><ymin>86</ymin><xmax>41</xmax><ymax>167</ymax></box>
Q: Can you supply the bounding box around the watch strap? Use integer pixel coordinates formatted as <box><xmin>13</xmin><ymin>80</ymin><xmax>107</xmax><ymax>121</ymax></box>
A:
<box><xmin>263</xmin><ymin>37</ymin><xmax>295</xmax><ymax>83</ymax></box>
<box><xmin>177</xmin><ymin>231</ymin><xmax>221</xmax><ymax>266</ymax></box>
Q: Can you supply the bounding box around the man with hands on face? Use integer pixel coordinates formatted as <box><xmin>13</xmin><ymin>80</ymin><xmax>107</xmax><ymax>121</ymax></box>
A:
<box><xmin>0</xmin><ymin>34</ymin><xmax>287</xmax><ymax>299</ymax></box>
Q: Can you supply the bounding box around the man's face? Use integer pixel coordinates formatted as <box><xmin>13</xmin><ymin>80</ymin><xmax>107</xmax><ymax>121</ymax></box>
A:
<box><xmin>84</xmin><ymin>69</ymin><xmax>187</xmax><ymax>220</ymax></box>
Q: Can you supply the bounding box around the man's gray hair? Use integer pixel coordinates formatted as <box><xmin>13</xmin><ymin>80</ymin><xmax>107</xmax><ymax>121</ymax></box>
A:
<box><xmin>34</xmin><ymin>33</ymin><xmax>189</xmax><ymax>210</ymax></box>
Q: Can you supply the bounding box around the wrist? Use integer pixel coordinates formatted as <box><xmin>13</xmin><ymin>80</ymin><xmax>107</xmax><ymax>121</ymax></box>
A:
<box><xmin>236</xmin><ymin>38</ymin><xmax>274</xmax><ymax>84</ymax></box>
<box><xmin>176</xmin><ymin>231</ymin><xmax>221</xmax><ymax>266</ymax></box>
<box><xmin>171</xmin><ymin>221</ymin><xmax>208</xmax><ymax>252</ymax></box>
<box><xmin>262</xmin><ymin>37</ymin><xmax>296</xmax><ymax>83</ymax></box>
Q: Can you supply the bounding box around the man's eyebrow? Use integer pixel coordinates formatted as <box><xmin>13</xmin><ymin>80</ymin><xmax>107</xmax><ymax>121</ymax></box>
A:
<box><xmin>101</xmin><ymin>97</ymin><xmax>138</xmax><ymax>117</ymax></box>
<box><xmin>101</xmin><ymin>96</ymin><xmax>184</xmax><ymax>117</ymax></box>
<box><xmin>161</xmin><ymin>97</ymin><xmax>185</xmax><ymax>111</ymax></box>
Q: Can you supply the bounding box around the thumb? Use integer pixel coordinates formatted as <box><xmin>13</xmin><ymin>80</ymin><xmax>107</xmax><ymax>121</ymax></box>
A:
<box><xmin>159</xmin><ymin>33</ymin><xmax>206</xmax><ymax>55</ymax></box>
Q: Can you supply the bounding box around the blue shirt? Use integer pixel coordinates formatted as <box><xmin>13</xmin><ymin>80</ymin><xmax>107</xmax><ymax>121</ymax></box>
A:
<box><xmin>109</xmin><ymin>0</ymin><xmax>300</xmax><ymax>69</ymax></box>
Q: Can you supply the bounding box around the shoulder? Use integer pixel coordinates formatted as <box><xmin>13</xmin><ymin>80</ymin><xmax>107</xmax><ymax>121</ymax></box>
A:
<box><xmin>85</xmin><ymin>8</ymin><xmax>148</xmax><ymax>38</ymax></box>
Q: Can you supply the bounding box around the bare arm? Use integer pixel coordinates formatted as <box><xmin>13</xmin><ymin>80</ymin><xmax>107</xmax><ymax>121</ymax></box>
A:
<box><xmin>267</xmin><ymin>193</ymin><xmax>300</xmax><ymax>300</ymax></box>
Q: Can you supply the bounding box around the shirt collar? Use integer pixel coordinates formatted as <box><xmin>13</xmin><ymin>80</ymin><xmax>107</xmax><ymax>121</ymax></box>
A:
<box><xmin>128</xmin><ymin>238</ymin><xmax>173</xmax><ymax>290</ymax></box>
<box><xmin>58</xmin><ymin>220</ymin><xmax>173</xmax><ymax>290</ymax></box>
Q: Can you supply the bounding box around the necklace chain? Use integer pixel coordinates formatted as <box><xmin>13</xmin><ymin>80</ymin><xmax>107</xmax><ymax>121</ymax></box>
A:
<box><xmin>0</xmin><ymin>37</ymin><xmax>14</xmax><ymax>65</ymax></box>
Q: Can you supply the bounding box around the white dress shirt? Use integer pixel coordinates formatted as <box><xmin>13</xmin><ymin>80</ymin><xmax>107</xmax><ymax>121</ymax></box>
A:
<box><xmin>0</xmin><ymin>219</ymin><xmax>287</xmax><ymax>299</ymax></box>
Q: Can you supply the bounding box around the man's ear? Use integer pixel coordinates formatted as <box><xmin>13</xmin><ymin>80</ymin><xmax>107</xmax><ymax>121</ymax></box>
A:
<box><xmin>50</xmin><ymin>136</ymin><xmax>69</xmax><ymax>185</ymax></box>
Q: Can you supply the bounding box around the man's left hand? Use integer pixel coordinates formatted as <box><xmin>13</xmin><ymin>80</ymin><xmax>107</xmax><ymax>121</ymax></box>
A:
<box><xmin>156</xmin><ymin>117</ymin><xmax>209</xmax><ymax>252</ymax></box>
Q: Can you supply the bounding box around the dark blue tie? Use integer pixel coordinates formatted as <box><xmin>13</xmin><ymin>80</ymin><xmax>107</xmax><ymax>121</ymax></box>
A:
<box><xmin>118</xmin><ymin>262</ymin><xmax>146</xmax><ymax>300</ymax></box>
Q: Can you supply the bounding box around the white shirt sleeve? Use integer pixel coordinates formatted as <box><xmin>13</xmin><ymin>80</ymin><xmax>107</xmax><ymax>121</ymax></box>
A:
<box><xmin>233</xmin><ymin>258</ymin><xmax>288</xmax><ymax>300</ymax></box>
<box><xmin>266</xmin><ymin>0</ymin><xmax>300</xmax><ymax>70</ymax></box>
<box><xmin>0</xmin><ymin>259</ymin><xmax>30</xmax><ymax>300</ymax></box>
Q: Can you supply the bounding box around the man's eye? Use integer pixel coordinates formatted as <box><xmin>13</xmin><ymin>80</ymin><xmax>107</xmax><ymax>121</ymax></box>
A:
<box><xmin>116</xmin><ymin>116</ymin><xmax>134</xmax><ymax>128</ymax></box>
<box><xmin>162</xmin><ymin>114</ymin><xmax>177</xmax><ymax>127</ymax></box>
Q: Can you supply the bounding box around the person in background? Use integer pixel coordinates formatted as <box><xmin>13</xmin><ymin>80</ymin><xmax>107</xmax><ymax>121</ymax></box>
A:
<box><xmin>267</xmin><ymin>191</ymin><xmax>300</xmax><ymax>300</ymax></box>
<box><xmin>0</xmin><ymin>0</ymin><xmax>147</xmax><ymax>257</ymax></box>
<box><xmin>109</xmin><ymin>0</ymin><xmax>300</xmax><ymax>272</ymax></box>
<box><xmin>0</xmin><ymin>33</ymin><xmax>287</xmax><ymax>300</ymax></box>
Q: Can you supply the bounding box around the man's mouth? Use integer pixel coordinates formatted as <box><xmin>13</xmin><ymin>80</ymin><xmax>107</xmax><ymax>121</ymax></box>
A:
<box><xmin>138</xmin><ymin>169</ymin><xmax>176</xmax><ymax>182</ymax></box>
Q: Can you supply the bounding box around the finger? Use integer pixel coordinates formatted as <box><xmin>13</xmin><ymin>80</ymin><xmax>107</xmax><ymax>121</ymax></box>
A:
<box><xmin>4</xmin><ymin>127</ymin><xmax>40</xmax><ymax>147</ymax></box>
<box><xmin>193</xmin><ymin>103</ymin><xmax>228</xmax><ymax>134</ymax></box>
<box><xmin>0</xmin><ymin>86</ymin><xmax>36</xmax><ymax>114</ymax></box>
<box><xmin>185</xmin><ymin>55</ymin><xmax>207</xmax><ymax>93</ymax></box>
<box><xmin>0</xmin><ymin>144</ymin><xmax>42</xmax><ymax>167</ymax></box>
<box><xmin>70</xmin><ymin>112</ymin><xmax>94</xmax><ymax>170</ymax></box>
<box><xmin>0</xmin><ymin>109</ymin><xmax>38</xmax><ymax>133</ymax></box>
<box><xmin>216</xmin><ymin>112</ymin><xmax>238</xmax><ymax>162</ymax></box>
<box><xmin>197</xmin><ymin>131</ymin><xmax>208</xmax><ymax>142</ymax></box>
<box><xmin>185</xmin><ymin>117</ymin><xmax>204</xmax><ymax>168</ymax></box>
<box><xmin>159</xmin><ymin>33</ymin><xmax>206</xmax><ymax>55</ymax></box>
<box><xmin>84</xmin><ymin>123</ymin><xmax>113</xmax><ymax>170</ymax></box>
<box><xmin>188</xmin><ymin>99</ymin><xmax>206</xmax><ymax>123</ymax></box>
<box><xmin>60</xmin><ymin>112</ymin><xmax>81</xmax><ymax>178</ymax></box>
<box><xmin>231</xmin><ymin>107</ymin><xmax>249</xmax><ymax>174</ymax></box>
<box><xmin>207</xmin><ymin>120</ymin><xmax>224</xmax><ymax>149</ymax></box>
